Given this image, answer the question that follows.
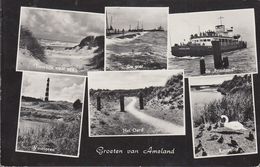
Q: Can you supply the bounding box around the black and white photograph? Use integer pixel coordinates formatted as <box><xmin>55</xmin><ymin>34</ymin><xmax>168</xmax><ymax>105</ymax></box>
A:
<box><xmin>189</xmin><ymin>74</ymin><xmax>257</xmax><ymax>158</ymax></box>
<box><xmin>105</xmin><ymin>7</ymin><xmax>168</xmax><ymax>71</ymax></box>
<box><xmin>15</xmin><ymin>72</ymin><xmax>85</xmax><ymax>157</ymax></box>
<box><xmin>89</xmin><ymin>70</ymin><xmax>185</xmax><ymax>136</ymax></box>
<box><xmin>16</xmin><ymin>7</ymin><xmax>104</xmax><ymax>76</ymax></box>
<box><xmin>168</xmin><ymin>8</ymin><xmax>258</xmax><ymax>77</ymax></box>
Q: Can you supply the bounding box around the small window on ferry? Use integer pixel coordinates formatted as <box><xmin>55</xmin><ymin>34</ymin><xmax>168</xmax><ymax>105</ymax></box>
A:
<box><xmin>207</xmin><ymin>39</ymin><xmax>210</xmax><ymax>42</ymax></box>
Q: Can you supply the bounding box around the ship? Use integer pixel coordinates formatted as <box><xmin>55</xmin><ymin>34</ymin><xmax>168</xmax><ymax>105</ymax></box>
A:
<box><xmin>106</xmin><ymin>13</ymin><xmax>164</xmax><ymax>38</ymax></box>
<box><xmin>171</xmin><ymin>17</ymin><xmax>247</xmax><ymax>57</ymax></box>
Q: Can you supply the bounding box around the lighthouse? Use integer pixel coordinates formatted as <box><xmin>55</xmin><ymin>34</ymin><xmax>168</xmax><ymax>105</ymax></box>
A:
<box><xmin>45</xmin><ymin>78</ymin><xmax>50</xmax><ymax>101</ymax></box>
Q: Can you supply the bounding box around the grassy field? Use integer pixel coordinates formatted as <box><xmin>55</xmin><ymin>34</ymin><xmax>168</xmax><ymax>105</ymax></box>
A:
<box><xmin>17</xmin><ymin>100</ymin><xmax>82</xmax><ymax>156</ymax></box>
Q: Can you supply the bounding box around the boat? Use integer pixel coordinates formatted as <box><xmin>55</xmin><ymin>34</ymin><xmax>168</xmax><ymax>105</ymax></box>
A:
<box><xmin>171</xmin><ymin>17</ymin><xmax>247</xmax><ymax>57</ymax></box>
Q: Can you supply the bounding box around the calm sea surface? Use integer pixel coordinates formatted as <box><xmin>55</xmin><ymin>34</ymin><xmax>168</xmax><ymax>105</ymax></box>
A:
<box><xmin>191</xmin><ymin>88</ymin><xmax>223</xmax><ymax>107</ymax></box>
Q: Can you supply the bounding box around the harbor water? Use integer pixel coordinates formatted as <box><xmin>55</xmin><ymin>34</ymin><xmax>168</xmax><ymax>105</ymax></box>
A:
<box><xmin>169</xmin><ymin>46</ymin><xmax>257</xmax><ymax>77</ymax></box>
<box><xmin>106</xmin><ymin>31</ymin><xmax>167</xmax><ymax>71</ymax></box>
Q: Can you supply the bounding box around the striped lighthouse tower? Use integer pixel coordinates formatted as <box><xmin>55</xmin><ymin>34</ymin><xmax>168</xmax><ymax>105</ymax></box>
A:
<box><xmin>45</xmin><ymin>78</ymin><xmax>50</xmax><ymax>101</ymax></box>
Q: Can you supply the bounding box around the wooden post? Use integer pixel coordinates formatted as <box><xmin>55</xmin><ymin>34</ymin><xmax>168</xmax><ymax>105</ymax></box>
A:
<box><xmin>97</xmin><ymin>96</ymin><xmax>101</xmax><ymax>111</ymax></box>
<box><xmin>120</xmin><ymin>95</ymin><xmax>124</xmax><ymax>112</ymax></box>
<box><xmin>200</xmin><ymin>57</ymin><xmax>206</xmax><ymax>74</ymax></box>
<box><xmin>223</xmin><ymin>57</ymin><xmax>229</xmax><ymax>69</ymax></box>
<box><xmin>211</xmin><ymin>41</ymin><xmax>223</xmax><ymax>69</ymax></box>
<box><xmin>139</xmin><ymin>93</ymin><xmax>144</xmax><ymax>110</ymax></box>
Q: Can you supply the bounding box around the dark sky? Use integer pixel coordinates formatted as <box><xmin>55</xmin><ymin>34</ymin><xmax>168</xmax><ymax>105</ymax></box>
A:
<box><xmin>106</xmin><ymin>7</ymin><xmax>168</xmax><ymax>31</ymax></box>
<box><xmin>20</xmin><ymin>7</ymin><xmax>104</xmax><ymax>43</ymax></box>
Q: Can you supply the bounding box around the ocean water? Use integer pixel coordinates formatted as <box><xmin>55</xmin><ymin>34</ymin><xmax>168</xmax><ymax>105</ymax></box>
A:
<box><xmin>40</xmin><ymin>39</ymin><xmax>78</xmax><ymax>48</ymax></box>
<box><xmin>106</xmin><ymin>31</ymin><xmax>167</xmax><ymax>71</ymax></box>
<box><xmin>18</xmin><ymin>38</ymin><xmax>101</xmax><ymax>75</ymax></box>
<box><xmin>168</xmin><ymin>46</ymin><xmax>257</xmax><ymax>77</ymax></box>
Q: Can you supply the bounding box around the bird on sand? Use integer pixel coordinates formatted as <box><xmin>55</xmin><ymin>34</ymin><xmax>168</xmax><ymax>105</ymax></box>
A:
<box><xmin>207</xmin><ymin>134</ymin><xmax>219</xmax><ymax>141</ymax></box>
<box><xmin>219</xmin><ymin>147</ymin><xmax>244</xmax><ymax>154</ymax></box>
<box><xmin>228</xmin><ymin>147</ymin><xmax>244</xmax><ymax>154</ymax></box>
<box><xmin>207</xmin><ymin>124</ymin><xmax>212</xmax><ymax>131</ymax></box>
<box><xmin>195</xmin><ymin>140</ymin><xmax>202</xmax><ymax>154</ymax></box>
<box><xmin>199</xmin><ymin>124</ymin><xmax>205</xmax><ymax>130</ymax></box>
<box><xmin>196</xmin><ymin>131</ymin><xmax>203</xmax><ymax>139</ymax></box>
<box><xmin>217</xmin><ymin>135</ymin><xmax>224</xmax><ymax>143</ymax></box>
<box><xmin>213</xmin><ymin>122</ymin><xmax>219</xmax><ymax>129</ymax></box>
<box><xmin>245</xmin><ymin>131</ymin><xmax>254</xmax><ymax>141</ymax></box>
<box><xmin>201</xmin><ymin>148</ymin><xmax>207</xmax><ymax>156</ymax></box>
<box><xmin>228</xmin><ymin>136</ymin><xmax>239</xmax><ymax>147</ymax></box>
<box><xmin>220</xmin><ymin>115</ymin><xmax>247</xmax><ymax>131</ymax></box>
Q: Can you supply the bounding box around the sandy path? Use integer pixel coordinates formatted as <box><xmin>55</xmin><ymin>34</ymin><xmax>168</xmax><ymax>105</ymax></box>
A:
<box><xmin>125</xmin><ymin>97</ymin><xmax>184</xmax><ymax>135</ymax></box>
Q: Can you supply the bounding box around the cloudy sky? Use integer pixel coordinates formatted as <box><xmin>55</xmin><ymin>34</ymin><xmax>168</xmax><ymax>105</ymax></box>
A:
<box><xmin>106</xmin><ymin>7</ymin><xmax>168</xmax><ymax>30</ymax></box>
<box><xmin>22</xmin><ymin>73</ymin><xmax>85</xmax><ymax>103</ymax></box>
<box><xmin>88</xmin><ymin>70</ymin><xmax>182</xmax><ymax>90</ymax></box>
<box><xmin>169</xmin><ymin>8</ymin><xmax>256</xmax><ymax>47</ymax></box>
<box><xmin>189</xmin><ymin>74</ymin><xmax>250</xmax><ymax>86</ymax></box>
<box><xmin>20</xmin><ymin>7</ymin><xmax>104</xmax><ymax>43</ymax></box>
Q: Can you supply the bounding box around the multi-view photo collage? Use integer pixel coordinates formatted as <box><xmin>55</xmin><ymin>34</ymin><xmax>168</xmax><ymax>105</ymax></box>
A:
<box><xmin>14</xmin><ymin>6</ymin><xmax>258</xmax><ymax>159</ymax></box>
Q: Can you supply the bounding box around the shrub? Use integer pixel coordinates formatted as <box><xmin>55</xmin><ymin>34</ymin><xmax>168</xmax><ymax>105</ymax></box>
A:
<box><xmin>194</xmin><ymin>88</ymin><xmax>253</xmax><ymax>126</ymax></box>
<box><xmin>73</xmin><ymin>99</ymin><xmax>82</xmax><ymax>110</ymax></box>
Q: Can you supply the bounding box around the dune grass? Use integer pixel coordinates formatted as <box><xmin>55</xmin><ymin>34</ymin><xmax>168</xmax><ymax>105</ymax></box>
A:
<box><xmin>194</xmin><ymin>90</ymin><xmax>253</xmax><ymax>127</ymax></box>
<box><xmin>19</xmin><ymin>26</ymin><xmax>46</xmax><ymax>63</ymax></box>
<box><xmin>17</xmin><ymin>100</ymin><xmax>82</xmax><ymax>156</ymax></box>
<box><xmin>17</xmin><ymin>119</ymin><xmax>80</xmax><ymax>156</ymax></box>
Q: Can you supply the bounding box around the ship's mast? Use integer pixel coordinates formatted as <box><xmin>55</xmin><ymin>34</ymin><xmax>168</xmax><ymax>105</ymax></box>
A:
<box><xmin>218</xmin><ymin>16</ymin><xmax>224</xmax><ymax>25</ymax></box>
<box><xmin>106</xmin><ymin>12</ymin><xmax>109</xmax><ymax>29</ymax></box>
<box><xmin>110</xmin><ymin>16</ymin><xmax>113</xmax><ymax>29</ymax></box>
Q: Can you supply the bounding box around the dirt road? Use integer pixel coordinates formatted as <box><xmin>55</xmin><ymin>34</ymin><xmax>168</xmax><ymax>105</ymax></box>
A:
<box><xmin>125</xmin><ymin>97</ymin><xmax>184</xmax><ymax>135</ymax></box>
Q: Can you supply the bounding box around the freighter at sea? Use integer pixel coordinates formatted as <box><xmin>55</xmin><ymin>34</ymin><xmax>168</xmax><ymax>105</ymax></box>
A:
<box><xmin>171</xmin><ymin>17</ymin><xmax>247</xmax><ymax>57</ymax></box>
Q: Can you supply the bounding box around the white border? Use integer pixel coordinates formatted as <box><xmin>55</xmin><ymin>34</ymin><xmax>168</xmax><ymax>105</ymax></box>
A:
<box><xmin>167</xmin><ymin>8</ymin><xmax>258</xmax><ymax>78</ymax></box>
<box><xmin>15</xmin><ymin>6</ymin><xmax>105</xmax><ymax>77</ymax></box>
<box><xmin>188</xmin><ymin>73</ymin><xmax>258</xmax><ymax>159</ymax></box>
<box><xmin>104</xmin><ymin>7</ymin><xmax>169</xmax><ymax>71</ymax></box>
<box><xmin>88</xmin><ymin>69</ymin><xmax>185</xmax><ymax>137</ymax></box>
<box><xmin>15</xmin><ymin>71</ymin><xmax>86</xmax><ymax>158</ymax></box>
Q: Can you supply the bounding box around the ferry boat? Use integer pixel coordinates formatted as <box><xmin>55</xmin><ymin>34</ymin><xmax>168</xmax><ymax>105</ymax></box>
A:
<box><xmin>171</xmin><ymin>20</ymin><xmax>247</xmax><ymax>57</ymax></box>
